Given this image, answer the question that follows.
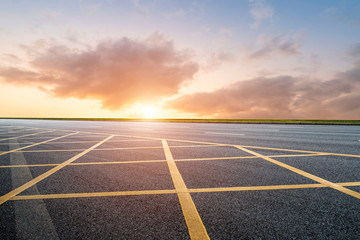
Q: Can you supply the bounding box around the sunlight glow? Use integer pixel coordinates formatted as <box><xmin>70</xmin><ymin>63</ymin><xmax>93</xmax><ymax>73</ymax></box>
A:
<box><xmin>140</xmin><ymin>105</ymin><xmax>159</xmax><ymax>119</ymax></box>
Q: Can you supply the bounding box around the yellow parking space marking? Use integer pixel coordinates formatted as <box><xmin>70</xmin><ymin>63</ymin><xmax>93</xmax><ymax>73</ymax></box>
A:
<box><xmin>175</xmin><ymin>153</ymin><xmax>329</xmax><ymax>162</ymax></box>
<box><xmin>192</xmin><ymin>181</ymin><xmax>360</xmax><ymax>191</ymax></box>
<box><xmin>189</xmin><ymin>184</ymin><xmax>325</xmax><ymax>192</ymax></box>
<box><xmin>36</xmin><ymin>139</ymin><xmax>157</xmax><ymax>144</ymax></box>
<box><xmin>0</xmin><ymin>163</ymin><xmax>60</xmax><ymax>168</ymax></box>
<box><xmin>160</xmin><ymin>136</ymin><xmax>360</xmax><ymax>159</ymax></box>
<box><xmin>17</xmin><ymin>146</ymin><xmax>163</xmax><ymax>153</ymax></box>
<box><xmin>14</xmin><ymin>137</ymin><xmax>61</xmax><ymax>140</ymax></box>
<box><xmin>11</xmin><ymin>189</ymin><xmax>177</xmax><ymax>200</ymax></box>
<box><xmin>171</xmin><ymin>144</ymin><xmax>226</xmax><ymax>148</ymax></box>
<box><xmin>162</xmin><ymin>139</ymin><xmax>210</xmax><ymax>240</ymax></box>
<box><xmin>0</xmin><ymin>153</ymin><xmax>331</xmax><ymax>169</ymax></box>
<box><xmin>0</xmin><ymin>135</ymin><xmax>114</xmax><ymax>205</ymax></box>
<box><xmin>15</xmin><ymin>144</ymin><xmax>226</xmax><ymax>153</ymax></box>
<box><xmin>0</xmin><ymin>130</ymin><xmax>54</xmax><ymax>142</ymax></box>
<box><xmin>239</xmin><ymin>145</ymin><xmax>360</xmax><ymax>158</ymax></box>
<box><xmin>236</xmin><ymin>146</ymin><xmax>360</xmax><ymax>199</ymax></box>
<box><xmin>0</xmin><ymin>132</ymin><xmax>78</xmax><ymax>156</ymax></box>
<box><xmin>189</xmin><ymin>181</ymin><xmax>360</xmax><ymax>193</ymax></box>
<box><xmin>0</xmin><ymin>160</ymin><xmax>167</xmax><ymax>168</ymax></box>
<box><xmin>8</xmin><ymin>182</ymin><xmax>360</xmax><ymax>200</ymax></box>
<box><xmin>0</xmin><ymin>142</ymin><xmax>35</xmax><ymax>145</ymax></box>
<box><xmin>0</xmin><ymin>129</ymin><xmax>32</xmax><ymax>135</ymax></box>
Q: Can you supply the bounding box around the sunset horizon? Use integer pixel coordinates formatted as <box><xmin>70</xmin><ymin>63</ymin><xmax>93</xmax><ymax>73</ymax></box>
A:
<box><xmin>1</xmin><ymin>0</ymin><xmax>359</xmax><ymax>120</ymax></box>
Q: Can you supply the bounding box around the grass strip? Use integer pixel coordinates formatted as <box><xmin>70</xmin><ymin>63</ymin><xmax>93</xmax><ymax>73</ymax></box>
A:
<box><xmin>1</xmin><ymin>118</ymin><xmax>359</xmax><ymax>125</ymax></box>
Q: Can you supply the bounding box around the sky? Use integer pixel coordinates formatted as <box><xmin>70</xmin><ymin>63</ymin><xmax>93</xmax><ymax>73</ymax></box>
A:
<box><xmin>0</xmin><ymin>0</ymin><xmax>359</xmax><ymax>119</ymax></box>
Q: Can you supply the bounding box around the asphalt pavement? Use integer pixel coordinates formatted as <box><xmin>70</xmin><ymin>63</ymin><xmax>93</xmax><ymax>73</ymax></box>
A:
<box><xmin>0</xmin><ymin>119</ymin><xmax>359</xmax><ymax>239</ymax></box>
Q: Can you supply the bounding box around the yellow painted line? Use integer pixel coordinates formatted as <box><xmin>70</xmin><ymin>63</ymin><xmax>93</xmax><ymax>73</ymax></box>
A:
<box><xmin>18</xmin><ymin>149</ymin><xmax>84</xmax><ymax>153</ymax></box>
<box><xmin>175</xmin><ymin>153</ymin><xmax>329</xmax><ymax>162</ymax></box>
<box><xmin>162</xmin><ymin>139</ymin><xmax>209</xmax><ymax>240</ymax></box>
<box><xmin>0</xmin><ymin>153</ymin><xmax>331</xmax><ymax>169</ymax></box>
<box><xmin>0</xmin><ymin>135</ymin><xmax>114</xmax><ymax>205</ymax></box>
<box><xmin>189</xmin><ymin>184</ymin><xmax>325</xmax><ymax>192</ymax></box>
<box><xmin>239</xmin><ymin>145</ymin><xmax>360</xmax><ymax>158</ymax></box>
<box><xmin>0</xmin><ymin>130</ymin><xmax>54</xmax><ymax>142</ymax></box>
<box><xmin>176</xmin><ymin>156</ymin><xmax>259</xmax><ymax>162</ymax></box>
<box><xmin>161</xmin><ymin>136</ymin><xmax>360</xmax><ymax>159</ymax></box>
<box><xmin>0</xmin><ymin>142</ymin><xmax>35</xmax><ymax>145</ymax></box>
<box><xmin>70</xmin><ymin>160</ymin><xmax>166</xmax><ymax>166</ymax></box>
<box><xmin>171</xmin><ymin>144</ymin><xmax>225</xmax><ymax>148</ymax></box>
<box><xmin>0</xmin><ymin>163</ymin><xmax>59</xmax><ymax>168</ymax></box>
<box><xmin>15</xmin><ymin>137</ymin><xmax>60</xmax><ymax>140</ymax></box>
<box><xmin>189</xmin><ymin>181</ymin><xmax>360</xmax><ymax>193</ymax></box>
<box><xmin>36</xmin><ymin>139</ymin><xmax>156</xmax><ymax>144</ymax></box>
<box><xmin>340</xmin><ymin>182</ymin><xmax>360</xmax><ymax>186</ymax></box>
<box><xmin>0</xmin><ymin>132</ymin><xmax>78</xmax><ymax>156</ymax></box>
<box><xmin>9</xmin><ymin>182</ymin><xmax>360</xmax><ymax>201</ymax></box>
<box><xmin>0</xmin><ymin>160</ymin><xmax>167</xmax><ymax>168</ymax></box>
<box><xmin>17</xmin><ymin>146</ymin><xmax>163</xmax><ymax>153</ymax></box>
<box><xmin>19</xmin><ymin>125</ymin><xmax>360</xmax><ymax>158</ymax></box>
<box><xmin>17</xmin><ymin>145</ymin><xmax>220</xmax><ymax>153</ymax></box>
<box><xmin>11</xmin><ymin>189</ymin><xmax>176</xmax><ymax>200</ymax></box>
<box><xmin>0</xmin><ymin>129</ymin><xmax>31</xmax><ymax>135</ymax></box>
<box><xmin>236</xmin><ymin>146</ymin><xmax>360</xmax><ymax>199</ymax></box>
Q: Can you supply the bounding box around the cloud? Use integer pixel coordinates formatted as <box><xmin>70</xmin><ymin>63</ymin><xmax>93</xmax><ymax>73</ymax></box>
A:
<box><xmin>249</xmin><ymin>0</ymin><xmax>274</xmax><ymax>29</ymax></box>
<box><xmin>131</xmin><ymin>0</ymin><xmax>149</xmax><ymax>16</ymax></box>
<box><xmin>166</xmin><ymin>62</ymin><xmax>360</xmax><ymax>119</ymax></box>
<box><xmin>347</xmin><ymin>43</ymin><xmax>360</xmax><ymax>58</ymax></box>
<box><xmin>248</xmin><ymin>34</ymin><xmax>301</xmax><ymax>60</ymax></box>
<box><xmin>204</xmin><ymin>51</ymin><xmax>235</xmax><ymax>70</ymax></box>
<box><xmin>0</xmin><ymin>34</ymin><xmax>199</xmax><ymax>109</ymax></box>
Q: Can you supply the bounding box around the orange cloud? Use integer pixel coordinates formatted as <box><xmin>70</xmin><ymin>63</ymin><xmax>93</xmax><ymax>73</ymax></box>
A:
<box><xmin>166</xmin><ymin>62</ymin><xmax>360</xmax><ymax>119</ymax></box>
<box><xmin>0</xmin><ymin>34</ymin><xmax>198</xmax><ymax>109</ymax></box>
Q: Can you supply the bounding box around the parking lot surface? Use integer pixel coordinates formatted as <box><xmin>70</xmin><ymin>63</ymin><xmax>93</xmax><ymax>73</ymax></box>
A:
<box><xmin>0</xmin><ymin>119</ymin><xmax>359</xmax><ymax>239</ymax></box>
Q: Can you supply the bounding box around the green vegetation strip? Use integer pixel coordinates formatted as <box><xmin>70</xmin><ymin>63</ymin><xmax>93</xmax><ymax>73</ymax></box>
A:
<box><xmin>1</xmin><ymin>118</ymin><xmax>359</xmax><ymax>125</ymax></box>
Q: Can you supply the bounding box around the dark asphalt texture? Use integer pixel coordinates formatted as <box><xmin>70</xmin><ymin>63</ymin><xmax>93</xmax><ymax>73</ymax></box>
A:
<box><xmin>0</xmin><ymin>119</ymin><xmax>359</xmax><ymax>239</ymax></box>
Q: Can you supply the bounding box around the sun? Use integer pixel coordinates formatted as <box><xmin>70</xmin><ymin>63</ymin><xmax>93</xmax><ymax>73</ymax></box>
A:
<box><xmin>141</xmin><ymin>105</ymin><xmax>158</xmax><ymax>119</ymax></box>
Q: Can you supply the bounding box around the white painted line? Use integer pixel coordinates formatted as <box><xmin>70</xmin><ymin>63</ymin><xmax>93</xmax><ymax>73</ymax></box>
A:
<box><xmin>205</xmin><ymin>132</ymin><xmax>245</xmax><ymax>136</ymax></box>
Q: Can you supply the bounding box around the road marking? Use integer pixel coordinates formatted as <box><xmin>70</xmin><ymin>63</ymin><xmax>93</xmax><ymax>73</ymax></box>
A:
<box><xmin>9</xmin><ymin>182</ymin><xmax>360</xmax><ymax>200</ymax></box>
<box><xmin>14</xmin><ymin>136</ymin><xmax>59</xmax><ymax>139</ymax></box>
<box><xmin>14</xmin><ymin>144</ymin><xmax>224</xmax><ymax>153</ymax></box>
<box><xmin>0</xmin><ymin>142</ymin><xmax>35</xmax><ymax>145</ymax></box>
<box><xmin>17</xmin><ymin>146</ymin><xmax>162</xmax><ymax>153</ymax></box>
<box><xmin>0</xmin><ymin>132</ymin><xmax>78</xmax><ymax>156</ymax></box>
<box><xmin>12</xmin><ymin>189</ymin><xmax>177</xmax><ymax>200</ymax></box>
<box><xmin>35</xmin><ymin>139</ymin><xmax>156</xmax><ymax>144</ymax></box>
<box><xmin>236</xmin><ymin>146</ymin><xmax>360</xmax><ymax>199</ymax></box>
<box><xmin>205</xmin><ymin>132</ymin><xmax>244</xmax><ymax>136</ymax></box>
<box><xmin>189</xmin><ymin>181</ymin><xmax>360</xmax><ymax>193</ymax></box>
<box><xmin>0</xmin><ymin>130</ymin><xmax>54</xmax><ymax>142</ymax></box>
<box><xmin>162</xmin><ymin>139</ymin><xmax>210</xmax><ymax>240</ymax></box>
<box><xmin>239</xmin><ymin>145</ymin><xmax>360</xmax><ymax>158</ymax></box>
<box><xmin>175</xmin><ymin>153</ymin><xmax>329</xmax><ymax>162</ymax></box>
<box><xmin>0</xmin><ymin>153</ymin><xmax>331</xmax><ymax>169</ymax></box>
<box><xmin>0</xmin><ymin>160</ymin><xmax>167</xmax><ymax>168</ymax></box>
<box><xmin>268</xmin><ymin>126</ymin><xmax>304</xmax><ymax>128</ymax></box>
<box><xmin>0</xmin><ymin>135</ymin><xmax>114</xmax><ymax>205</ymax></box>
<box><xmin>277</xmin><ymin>131</ymin><xmax>360</xmax><ymax>136</ymax></box>
<box><xmin>0</xmin><ymin>129</ymin><xmax>31</xmax><ymax>135</ymax></box>
<box><xmin>8</xmin><ymin>125</ymin><xmax>360</xmax><ymax>159</ymax></box>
